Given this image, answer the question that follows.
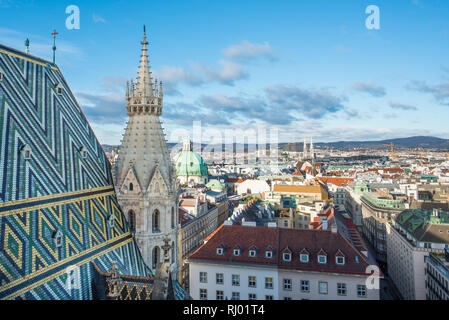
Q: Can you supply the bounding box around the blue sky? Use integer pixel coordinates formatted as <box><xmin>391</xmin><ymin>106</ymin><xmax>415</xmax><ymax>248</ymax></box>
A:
<box><xmin>1</xmin><ymin>0</ymin><xmax>448</xmax><ymax>144</ymax></box>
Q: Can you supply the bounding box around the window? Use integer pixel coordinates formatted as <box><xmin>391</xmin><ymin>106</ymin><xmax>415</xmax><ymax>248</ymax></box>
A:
<box><xmin>283</xmin><ymin>252</ymin><xmax>291</xmax><ymax>262</ymax></box>
<box><xmin>301</xmin><ymin>280</ymin><xmax>310</xmax><ymax>292</ymax></box>
<box><xmin>108</xmin><ymin>214</ymin><xmax>115</xmax><ymax>228</ymax></box>
<box><xmin>265</xmin><ymin>277</ymin><xmax>273</xmax><ymax>289</ymax></box>
<box><xmin>80</xmin><ymin>146</ymin><xmax>88</xmax><ymax>159</ymax></box>
<box><xmin>248</xmin><ymin>293</ymin><xmax>257</xmax><ymax>300</ymax></box>
<box><xmin>200</xmin><ymin>289</ymin><xmax>207</xmax><ymax>300</ymax></box>
<box><xmin>248</xmin><ymin>276</ymin><xmax>256</xmax><ymax>288</ymax></box>
<box><xmin>0</xmin><ymin>71</ymin><xmax>3</xmax><ymax>82</ymax></box>
<box><xmin>21</xmin><ymin>144</ymin><xmax>31</xmax><ymax>160</ymax></box>
<box><xmin>283</xmin><ymin>279</ymin><xmax>292</xmax><ymax>291</ymax></box>
<box><xmin>337</xmin><ymin>283</ymin><xmax>347</xmax><ymax>296</ymax></box>
<box><xmin>300</xmin><ymin>253</ymin><xmax>309</xmax><ymax>263</ymax></box>
<box><xmin>233</xmin><ymin>248</ymin><xmax>241</xmax><ymax>256</ymax></box>
<box><xmin>55</xmin><ymin>84</ymin><xmax>63</xmax><ymax>95</ymax></box>
<box><xmin>216</xmin><ymin>273</ymin><xmax>224</xmax><ymax>285</ymax></box>
<box><xmin>249</xmin><ymin>249</ymin><xmax>257</xmax><ymax>257</ymax></box>
<box><xmin>318</xmin><ymin>255</ymin><xmax>327</xmax><ymax>264</ymax></box>
<box><xmin>129</xmin><ymin>183</ymin><xmax>133</xmax><ymax>191</ymax></box>
<box><xmin>231</xmin><ymin>292</ymin><xmax>240</xmax><ymax>300</ymax></box>
<box><xmin>265</xmin><ymin>250</ymin><xmax>273</xmax><ymax>258</ymax></box>
<box><xmin>284</xmin><ymin>297</ymin><xmax>292</xmax><ymax>300</ymax></box>
<box><xmin>199</xmin><ymin>272</ymin><xmax>207</xmax><ymax>283</ymax></box>
<box><xmin>319</xmin><ymin>281</ymin><xmax>328</xmax><ymax>294</ymax></box>
<box><xmin>357</xmin><ymin>285</ymin><xmax>367</xmax><ymax>298</ymax></box>
<box><xmin>128</xmin><ymin>210</ymin><xmax>136</xmax><ymax>233</ymax></box>
<box><xmin>216</xmin><ymin>247</ymin><xmax>224</xmax><ymax>255</ymax></box>
<box><xmin>152</xmin><ymin>209</ymin><xmax>160</xmax><ymax>232</ymax></box>
<box><xmin>336</xmin><ymin>256</ymin><xmax>345</xmax><ymax>265</ymax></box>
<box><xmin>53</xmin><ymin>230</ymin><xmax>63</xmax><ymax>248</ymax></box>
<box><xmin>171</xmin><ymin>207</ymin><xmax>175</xmax><ymax>229</ymax></box>
<box><xmin>265</xmin><ymin>295</ymin><xmax>273</xmax><ymax>300</ymax></box>
<box><xmin>216</xmin><ymin>290</ymin><xmax>224</xmax><ymax>300</ymax></box>
<box><xmin>232</xmin><ymin>274</ymin><xmax>240</xmax><ymax>286</ymax></box>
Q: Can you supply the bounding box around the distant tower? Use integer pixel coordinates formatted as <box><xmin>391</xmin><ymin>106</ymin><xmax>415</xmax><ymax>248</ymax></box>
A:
<box><xmin>303</xmin><ymin>137</ymin><xmax>308</xmax><ymax>159</ymax></box>
<box><xmin>310</xmin><ymin>137</ymin><xmax>314</xmax><ymax>159</ymax></box>
<box><xmin>115</xmin><ymin>26</ymin><xmax>179</xmax><ymax>276</ymax></box>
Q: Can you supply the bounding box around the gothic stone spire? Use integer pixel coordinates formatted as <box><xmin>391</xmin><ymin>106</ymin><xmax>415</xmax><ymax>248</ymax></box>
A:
<box><xmin>127</xmin><ymin>25</ymin><xmax>163</xmax><ymax>117</ymax></box>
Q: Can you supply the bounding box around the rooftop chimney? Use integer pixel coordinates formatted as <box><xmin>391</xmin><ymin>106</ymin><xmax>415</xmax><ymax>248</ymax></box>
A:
<box><xmin>322</xmin><ymin>219</ymin><xmax>328</xmax><ymax>230</ymax></box>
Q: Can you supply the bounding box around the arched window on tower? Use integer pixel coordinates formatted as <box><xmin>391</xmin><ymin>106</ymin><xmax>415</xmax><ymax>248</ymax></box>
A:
<box><xmin>129</xmin><ymin>182</ymin><xmax>133</xmax><ymax>191</ymax></box>
<box><xmin>171</xmin><ymin>207</ymin><xmax>175</xmax><ymax>229</ymax></box>
<box><xmin>152</xmin><ymin>209</ymin><xmax>160</xmax><ymax>232</ymax></box>
<box><xmin>128</xmin><ymin>210</ymin><xmax>136</xmax><ymax>233</ymax></box>
<box><xmin>152</xmin><ymin>246</ymin><xmax>159</xmax><ymax>269</ymax></box>
<box><xmin>171</xmin><ymin>241</ymin><xmax>175</xmax><ymax>264</ymax></box>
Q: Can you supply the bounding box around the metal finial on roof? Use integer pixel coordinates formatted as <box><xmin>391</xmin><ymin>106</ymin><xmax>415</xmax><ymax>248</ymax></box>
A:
<box><xmin>25</xmin><ymin>38</ymin><xmax>30</xmax><ymax>54</ymax></box>
<box><xmin>51</xmin><ymin>29</ymin><xmax>58</xmax><ymax>64</ymax></box>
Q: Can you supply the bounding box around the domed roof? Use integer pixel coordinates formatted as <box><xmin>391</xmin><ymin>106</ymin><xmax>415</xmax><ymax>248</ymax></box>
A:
<box><xmin>173</xmin><ymin>140</ymin><xmax>209</xmax><ymax>177</ymax></box>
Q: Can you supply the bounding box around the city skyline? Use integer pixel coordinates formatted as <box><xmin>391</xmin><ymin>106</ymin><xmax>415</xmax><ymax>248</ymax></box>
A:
<box><xmin>0</xmin><ymin>0</ymin><xmax>448</xmax><ymax>145</ymax></box>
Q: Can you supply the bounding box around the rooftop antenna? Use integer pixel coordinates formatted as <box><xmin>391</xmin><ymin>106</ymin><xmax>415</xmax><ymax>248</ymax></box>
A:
<box><xmin>25</xmin><ymin>38</ymin><xmax>30</xmax><ymax>54</ymax></box>
<box><xmin>51</xmin><ymin>29</ymin><xmax>58</xmax><ymax>64</ymax></box>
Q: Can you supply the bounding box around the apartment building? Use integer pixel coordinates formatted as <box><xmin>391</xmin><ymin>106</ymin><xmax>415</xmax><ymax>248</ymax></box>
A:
<box><xmin>386</xmin><ymin>209</ymin><xmax>449</xmax><ymax>300</ymax></box>
<box><xmin>188</xmin><ymin>224</ymin><xmax>380</xmax><ymax>300</ymax></box>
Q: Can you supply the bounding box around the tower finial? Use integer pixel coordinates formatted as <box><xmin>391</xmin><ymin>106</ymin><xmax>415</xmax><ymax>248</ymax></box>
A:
<box><xmin>25</xmin><ymin>38</ymin><xmax>30</xmax><ymax>54</ymax></box>
<box><xmin>51</xmin><ymin>29</ymin><xmax>58</xmax><ymax>64</ymax></box>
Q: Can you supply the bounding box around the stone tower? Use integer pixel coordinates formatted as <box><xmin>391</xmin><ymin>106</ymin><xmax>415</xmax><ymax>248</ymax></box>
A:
<box><xmin>115</xmin><ymin>27</ymin><xmax>179</xmax><ymax>275</ymax></box>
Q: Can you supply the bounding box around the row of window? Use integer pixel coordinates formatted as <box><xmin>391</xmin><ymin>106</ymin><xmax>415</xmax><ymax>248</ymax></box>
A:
<box><xmin>198</xmin><ymin>283</ymin><xmax>367</xmax><ymax>300</ymax></box>
<box><xmin>199</xmin><ymin>289</ymin><xmax>272</xmax><ymax>300</ymax></box>
<box><xmin>199</xmin><ymin>272</ymin><xmax>367</xmax><ymax>297</ymax></box>
<box><xmin>199</xmin><ymin>272</ymin><xmax>274</xmax><ymax>288</ymax></box>
<box><xmin>283</xmin><ymin>279</ymin><xmax>366</xmax><ymax>297</ymax></box>
<box><xmin>216</xmin><ymin>247</ymin><xmax>348</xmax><ymax>265</ymax></box>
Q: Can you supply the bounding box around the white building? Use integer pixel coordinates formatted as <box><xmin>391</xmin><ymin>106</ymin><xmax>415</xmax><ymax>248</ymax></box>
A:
<box><xmin>386</xmin><ymin>209</ymin><xmax>449</xmax><ymax>300</ymax></box>
<box><xmin>188</xmin><ymin>224</ymin><xmax>380</xmax><ymax>300</ymax></box>
<box><xmin>236</xmin><ymin>179</ymin><xmax>270</xmax><ymax>196</ymax></box>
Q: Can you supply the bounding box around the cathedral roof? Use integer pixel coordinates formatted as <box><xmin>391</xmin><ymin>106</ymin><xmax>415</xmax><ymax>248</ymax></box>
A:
<box><xmin>0</xmin><ymin>43</ymin><xmax>153</xmax><ymax>300</ymax></box>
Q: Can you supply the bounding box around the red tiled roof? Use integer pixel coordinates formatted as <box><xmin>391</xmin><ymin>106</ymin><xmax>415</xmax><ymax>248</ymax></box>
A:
<box><xmin>189</xmin><ymin>225</ymin><xmax>371</xmax><ymax>275</ymax></box>
<box><xmin>318</xmin><ymin>177</ymin><xmax>355</xmax><ymax>187</ymax></box>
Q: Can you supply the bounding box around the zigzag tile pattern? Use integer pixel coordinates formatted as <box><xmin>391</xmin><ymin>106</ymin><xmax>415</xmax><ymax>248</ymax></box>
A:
<box><xmin>0</xmin><ymin>44</ymin><xmax>153</xmax><ymax>300</ymax></box>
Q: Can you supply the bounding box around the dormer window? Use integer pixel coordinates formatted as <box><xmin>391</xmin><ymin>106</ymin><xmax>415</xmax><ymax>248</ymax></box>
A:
<box><xmin>283</xmin><ymin>252</ymin><xmax>291</xmax><ymax>262</ymax></box>
<box><xmin>108</xmin><ymin>214</ymin><xmax>115</xmax><ymax>228</ymax></box>
<box><xmin>55</xmin><ymin>83</ymin><xmax>63</xmax><ymax>95</ymax></box>
<box><xmin>80</xmin><ymin>146</ymin><xmax>88</xmax><ymax>159</ymax></box>
<box><xmin>248</xmin><ymin>246</ymin><xmax>257</xmax><ymax>257</ymax></box>
<box><xmin>53</xmin><ymin>230</ymin><xmax>63</xmax><ymax>248</ymax></box>
<box><xmin>21</xmin><ymin>144</ymin><xmax>31</xmax><ymax>160</ymax></box>
<box><xmin>233</xmin><ymin>247</ymin><xmax>241</xmax><ymax>256</ymax></box>
<box><xmin>265</xmin><ymin>250</ymin><xmax>273</xmax><ymax>259</ymax></box>
<box><xmin>300</xmin><ymin>253</ymin><xmax>309</xmax><ymax>263</ymax></box>
<box><xmin>216</xmin><ymin>246</ymin><xmax>224</xmax><ymax>255</ymax></box>
<box><xmin>336</xmin><ymin>256</ymin><xmax>345</xmax><ymax>265</ymax></box>
<box><xmin>318</xmin><ymin>255</ymin><xmax>327</xmax><ymax>264</ymax></box>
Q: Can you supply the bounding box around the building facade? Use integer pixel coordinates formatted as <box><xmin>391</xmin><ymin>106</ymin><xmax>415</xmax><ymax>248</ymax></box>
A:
<box><xmin>386</xmin><ymin>209</ymin><xmax>449</xmax><ymax>300</ymax></box>
<box><xmin>188</xmin><ymin>225</ymin><xmax>379</xmax><ymax>300</ymax></box>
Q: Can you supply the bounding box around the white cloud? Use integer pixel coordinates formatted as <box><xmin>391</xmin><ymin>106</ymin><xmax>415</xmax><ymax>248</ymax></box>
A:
<box><xmin>222</xmin><ymin>40</ymin><xmax>276</xmax><ymax>62</ymax></box>
<box><xmin>92</xmin><ymin>14</ymin><xmax>107</xmax><ymax>24</ymax></box>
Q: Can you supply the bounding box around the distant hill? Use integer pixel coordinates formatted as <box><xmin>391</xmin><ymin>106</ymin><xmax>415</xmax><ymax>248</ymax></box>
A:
<box><xmin>103</xmin><ymin>136</ymin><xmax>449</xmax><ymax>153</ymax></box>
<box><xmin>282</xmin><ymin>136</ymin><xmax>449</xmax><ymax>151</ymax></box>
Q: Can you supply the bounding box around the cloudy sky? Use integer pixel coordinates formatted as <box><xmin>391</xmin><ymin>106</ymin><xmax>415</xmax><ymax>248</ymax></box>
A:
<box><xmin>1</xmin><ymin>0</ymin><xmax>448</xmax><ymax>144</ymax></box>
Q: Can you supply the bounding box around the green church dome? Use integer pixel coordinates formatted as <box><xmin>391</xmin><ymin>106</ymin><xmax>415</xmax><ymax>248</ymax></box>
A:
<box><xmin>173</xmin><ymin>140</ymin><xmax>209</xmax><ymax>177</ymax></box>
